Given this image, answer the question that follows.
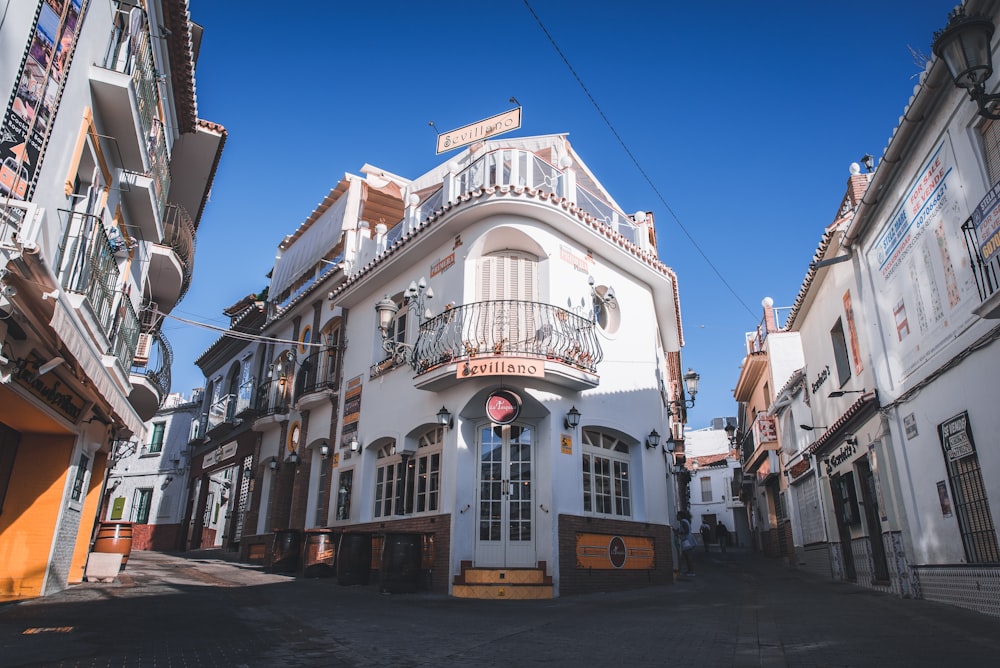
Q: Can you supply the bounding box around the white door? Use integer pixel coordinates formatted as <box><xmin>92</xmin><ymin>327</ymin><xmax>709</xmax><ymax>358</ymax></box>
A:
<box><xmin>475</xmin><ymin>423</ymin><xmax>536</xmax><ymax>567</ymax></box>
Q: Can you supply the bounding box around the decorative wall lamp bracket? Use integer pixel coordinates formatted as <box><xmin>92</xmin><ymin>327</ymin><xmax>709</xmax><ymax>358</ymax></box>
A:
<box><xmin>933</xmin><ymin>8</ymin><xmax>1000</xmax><ymax>120</ymax></box>
<box><xmin>268</xmin><ymin>457</ymin><xmax>280</xmax><ymax>471</ymax></box>
<box><xmin>319</xmin><ymin>443</ymin><xmax>330</xmax><ymax>459</ymax></box>
<box><xmin>436</xmin><ymin>406</ymin><xmax>454</xmax><ymax>429</ymax></box>
<box><xmin>287</xmin><ymin>451</ymin><xmax>299</xmax><ymax>466</ymax></box>
<box><xmin>645</xmin><ymin>429</ymin><xmax>661</xmax><ymax>450</ymax></box>
<box><xmin>375</xmin><ymin>277</ymin><xmax>434</xmax><ymax>369</ymax></box>
<box><xmin>667</xmin><ymin>368</ymin><xmax>700</xmax><ymax>416</ymax></box>
<box><xmin>348</xmin><ymin>435</ymin><xmax>361</xmax><ymax>453</ymax></box>
<box><xmin>564</xmin><ymin>406</ymin><xmax>581</xmax><ymax>430</ymax></box>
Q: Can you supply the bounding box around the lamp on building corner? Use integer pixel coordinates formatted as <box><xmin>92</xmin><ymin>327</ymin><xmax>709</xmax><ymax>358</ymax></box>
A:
<box><xmin>667</xmin><ymin>368</ymin><xmax>700</xmax><ymax>416</ymax></box>
<box><xmin>288</xmin><ymin>451</ymin><xmax>299</xmax><ymax>466</ymax></box>
<box><xmin>933</xmin><ymin>8</ymin><xmax>1000</xmax><ymax>120</ymax></box>
<box><xmin>268</xmin><ymin>457</ymin><xmax>279</xmax><ymax>471</ymax></box>
<box><xmin>828</xmin><ymin>388</ymin><xmax>865</xmax><ymax>398</ymax></box>
<box><xmin>348</xmin><ymin>435</ymin><xmax>361</xmax><ymax>453</ymax></box>
<box><xmin>319</xmin><ymin>443</ymin><xmax>330</xmax><ymax>459</ymax></box>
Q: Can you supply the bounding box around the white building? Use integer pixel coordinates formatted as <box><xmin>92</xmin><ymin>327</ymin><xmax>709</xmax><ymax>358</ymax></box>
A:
<box><xmin>106</xmin><ymin>391</ymin><xmax>199</xmax><ymax>551</ymax></box>
<box><xmin>684</xmin><ymin>418</ymin><xmax>747</xmax><ymax>549</ymax></box>
<box><xmin>204</xmin><ymin>130</ymin><xmax>694</xmax><ymax>598</ymax></box>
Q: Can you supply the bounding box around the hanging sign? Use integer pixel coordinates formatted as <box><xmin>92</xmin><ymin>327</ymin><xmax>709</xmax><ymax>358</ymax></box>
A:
<box><xmin>435</xmin><ymin>107</ymin><xmax>522</xmax><ymax>154</ymax></box>
<box><xmin>485</xmin><ymin>389</ymin><xmax>521</xmax><ymax>425</ymax></box>
<box><xmin>938</xmin><ymin>411</ymin><xmax>976</xmax><ymax>462</ymax></box>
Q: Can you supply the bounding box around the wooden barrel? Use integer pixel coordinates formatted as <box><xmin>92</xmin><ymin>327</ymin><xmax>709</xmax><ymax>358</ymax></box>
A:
<box><xmin>93</xmin><ymin>521</ymin><xmax>133</xmax><ymax>570</ymax></box>
<box><xmin>302</xmin><ymin>529</ymin><xmax>336</xmax><ymax>578</ymax></box>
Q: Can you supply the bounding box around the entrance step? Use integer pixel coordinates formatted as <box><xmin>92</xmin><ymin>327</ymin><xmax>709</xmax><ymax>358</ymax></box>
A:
<box><xmin>452</xmin><ymin>561</ymin><xmax>553</xmax><ymax>599</ymax></box>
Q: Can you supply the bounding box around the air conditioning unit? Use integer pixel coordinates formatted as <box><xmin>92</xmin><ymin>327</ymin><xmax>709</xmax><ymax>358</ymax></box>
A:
<box><xmin>134</xmin><ymin>332</ymin><xmax>152</xmax><ymax>365</ymax></box>
<box><xmin>140</xmin><ymin>303</ymin><xmax>159</xmax><ymax>332</ymax></box>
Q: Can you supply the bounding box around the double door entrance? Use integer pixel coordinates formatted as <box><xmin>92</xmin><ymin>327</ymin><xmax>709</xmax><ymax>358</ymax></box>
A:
<box><xmin>475</xmin><ymin>424</ymin><xmax>535</xmax><ymax>567</ymax></box>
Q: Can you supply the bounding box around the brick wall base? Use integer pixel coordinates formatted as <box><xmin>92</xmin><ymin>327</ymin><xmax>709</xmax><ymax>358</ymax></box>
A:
<box><xmin>558</xmin><ymin>514</ymin><xmax>674</xmax><ymax>596</ymax></box>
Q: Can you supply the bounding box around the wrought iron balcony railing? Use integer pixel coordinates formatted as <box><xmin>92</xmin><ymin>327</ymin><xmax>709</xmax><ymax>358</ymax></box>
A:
<box><xmin>207</xmin><ymin>392</ymin><xmax>236</xmax><ymax>432</ymax></box>
<box><xmin>409</xmin><ymin>299</ymin><xmax>603</xmax><ymax>375</ymax></box>
<box><xmin>255</xmin><ymin>378</ymin><xmax>291</xmax><ymax>418</ymax></box>
<box><xmin>962</xmin><ymin>217</ymin><xmax>1000</xmax><ymax>305</ymax></box>
<box><xmin>130</xmin><ymin>326</ymin><xmax>172</xmax><ymax>400</ymax></box>
<box><xmin>294</xmin><ymin>345</ymin><xmax>340</xmax><ymax>401</ymax></box>
<box><xmin>161</xmin><ymin>203</ymin><xmax>195</xmax><ymax>299</ymax></box>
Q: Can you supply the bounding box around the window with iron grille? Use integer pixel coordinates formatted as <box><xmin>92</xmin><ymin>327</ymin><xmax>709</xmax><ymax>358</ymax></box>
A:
<box><xmin>981</xmin><ymin>119</ymin><xmax>1000</xmax><ymax>187</ymax></box>
<box><xmin>133</xmin><ymin>488</ymin><xmax>153</xmax><ymax>524</ymax></box>
<box><xmin>70</xmin><ymin>454</ymin><xmax>89</xmax><ymax>503</ymax></box>
<box><xmin>938</xmin><ymin>412</ymin><xmax>999</xmax><ymax>563</ymax></box>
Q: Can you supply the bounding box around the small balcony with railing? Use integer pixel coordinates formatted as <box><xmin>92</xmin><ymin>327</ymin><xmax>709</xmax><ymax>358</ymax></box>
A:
<box><xmin>128</xmin><ymin>326</ymin><xmax>172</xmax><ymax>421</ymax></box>
<box><xmin>54</xmin><ymin>209</ymin><xmax>140</xmax><ymax>377</ymax></box>
<box><xmin>205</xmin><ymin>392</ymin><xmax>242</xmax><ymax>437</ymax></box>
<box><xmin>90</xmin><ymin>9</ymin><xmax>171</xmax><ymax>241</ymax></box>
<box><xmin>371</xmin><ymin>299</ymin><xmax>603</xmax><ymax>392</ymax></box>
<box><xmin>962</xmin><ymin>216</ymin><xmax>1000</xmax><ymax>318</ymax></box>
<box><xmin>148</xmin><ymin>204</ymin><xmax>195</xmax><ymax>312</ymax></box>
<box><xmin>252</xmin><ymin>378</ymin><xmax>292</xmax><ymax>430</ymax></box>
<box><xmin>294</xmin><ymin>346</ymin><xmax>340</xmax><ymax>411</ymax></box>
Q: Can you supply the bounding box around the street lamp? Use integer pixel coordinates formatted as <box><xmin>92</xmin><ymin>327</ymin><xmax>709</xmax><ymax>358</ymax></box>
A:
<box><xmin>933</xmin><ymin>8</ymin><xmax>1000</xmax><ymax>119</ymax></box>
<box><xmin>667</xmin><ymin>368</ymin><xmax>700</xmax><ymax>416</ymax></box>
<box><xmin>375</xmin><ymin>277</ymin><xmax>434</xmax><ymax>368</ymax></box>
<box><xmin>645</xmin><ymin>429</ymin><xmax>661</xmax><ymax>450</ymax></box>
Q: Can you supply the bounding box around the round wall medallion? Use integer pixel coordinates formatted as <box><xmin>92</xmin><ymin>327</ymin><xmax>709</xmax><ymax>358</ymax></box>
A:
<box><xmin>609</xmin><ymin>535</ymin><xmax>627</xmax><ymax>568</ymax></box>
<box><xmin>485</xmin><ymin>389</ymin><xmax>521</xmax><ymax>425</ymax></box>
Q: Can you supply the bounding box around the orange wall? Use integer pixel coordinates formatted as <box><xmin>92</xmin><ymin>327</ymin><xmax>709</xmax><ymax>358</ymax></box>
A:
<box><xmin>0</xmin><ymin>433</ymin><xmax>74</xmax><ymax>600</ymax></box>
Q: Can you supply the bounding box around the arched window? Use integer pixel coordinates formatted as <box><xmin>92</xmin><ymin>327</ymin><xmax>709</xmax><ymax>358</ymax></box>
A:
<box><xmin>372</xmin><ymin>427</ymin><xmax>443</xmax><ymax>518</ymax></box>
<box><xmin>581</xmin><ymin>429</ymin><xmax>631</xmax><ymax>517</ymax></box>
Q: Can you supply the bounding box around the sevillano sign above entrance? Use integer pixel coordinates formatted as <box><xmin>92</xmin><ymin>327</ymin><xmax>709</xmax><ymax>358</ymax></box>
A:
<box><xmin>435</xmin><ymin>108</ymin><xmax>522</xmax><ymax>154</ymax></box>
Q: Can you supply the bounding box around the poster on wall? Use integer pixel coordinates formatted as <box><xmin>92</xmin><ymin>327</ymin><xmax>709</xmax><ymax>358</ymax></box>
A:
<box><xmin>0</xmin><ymin>0</ymin><xmax>89</xmax><ymax>202</ymax></box>
<box><xmin>864</xmin><ymin>141</ymin><xmax>978</xmax><ymax>380</ymax></box>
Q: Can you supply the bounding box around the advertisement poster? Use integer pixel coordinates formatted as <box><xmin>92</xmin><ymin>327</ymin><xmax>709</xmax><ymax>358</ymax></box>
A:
<box><xmin>865</xmin><ymin>141</ymin><xmax>978</xmax><ymax>380</ymax></box>
<box><xmin>0</xmin><ymin>0</ymin><xmax>88</xmax><ymax>201</ymax></box>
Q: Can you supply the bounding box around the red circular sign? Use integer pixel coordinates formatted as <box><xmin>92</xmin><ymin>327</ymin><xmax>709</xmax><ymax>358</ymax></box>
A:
<box><xmin>486</xmin><ymin>389</ymin><xmax>521</xmax><ymax>425</ymax></box>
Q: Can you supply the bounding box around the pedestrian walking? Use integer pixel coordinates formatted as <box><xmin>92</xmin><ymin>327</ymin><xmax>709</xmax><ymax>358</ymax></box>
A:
<box><xmin>716</xmin><ymin>522</ymin><xmax>729</xmax><ymax>553</ymax></box>
<box><xmin>700</xmin><ymin>519</ymin><xmax>712</xmax><ymax>553</ymax></box>
<box><xmin>674</xmin><ymin>510</ymin><xmax>696</xmax><ymax>575</ymax></box>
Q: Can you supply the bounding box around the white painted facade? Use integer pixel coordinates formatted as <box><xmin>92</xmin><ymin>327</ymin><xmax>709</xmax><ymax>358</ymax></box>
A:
<box><xmin>209</xmin><ymin>133</ymin><xmax>691</xmax><ymax>596</ymax></box>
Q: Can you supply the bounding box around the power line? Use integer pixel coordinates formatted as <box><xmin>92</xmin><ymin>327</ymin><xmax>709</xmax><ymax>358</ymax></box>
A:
<box><xmin>520</xmin><ymin>0</ymin><xmax>757</xmax><ymax>320</ymax></box>
<box><xmin>154</xmin><ymin>310</ymin><xmax>325</xmax><ymax>348</ymax></box>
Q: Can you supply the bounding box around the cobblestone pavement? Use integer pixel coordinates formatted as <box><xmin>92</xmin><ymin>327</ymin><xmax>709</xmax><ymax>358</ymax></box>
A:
<box><xmin>1</xmin><ymin>548</ymin><xmax>998</xmax><ymax>667</ymax></box>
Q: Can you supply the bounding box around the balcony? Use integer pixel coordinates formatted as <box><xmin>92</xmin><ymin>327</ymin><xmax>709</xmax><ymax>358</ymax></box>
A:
<box><xmin>252</xmin><ymin>378</ymin><xmax>291</xmax><ymax>430</ymax></box>
<box><xmin>129</xmin><ymin>327</ymin><xmax>172</xmax><ymax>421</ymax></box>
<box><xmin>147</xmin><ymin>204</ymin><xmax>194</xmax><ymax>312</ymax></box>
<box><xmin>963</xmin><ymin>217</ymin><xmax>1000</xmax><ymax>318</ymax></box>
<box><xmin>205</xmin><ymin>392</ymin><xmax>242</xmax><ymax>437</ymax></box>
<box><xmin>294</xmin><ymin>346</ymin><xmax>339</xmax><ymax>411</ymax></box>
<box><xmin>90</xmin><ymin>20</ymin><xmax>164</xmax><ymax>170</ymax></box>
<box><xmin>119</xmin><ymin>120</ymin><xmax>170</xmax><ymax>242</ymax></box>
<box><xmin>382</xmin><ymin>300</ymin><xmax>602</xmax><ymax>391</ymax></box>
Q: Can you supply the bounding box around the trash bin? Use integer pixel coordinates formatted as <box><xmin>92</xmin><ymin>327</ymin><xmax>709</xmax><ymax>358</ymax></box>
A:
<box><xmin>92</xmin><ymin>521</ymin><xmax>133</xmax><ymax>571</ymax></box>
<box><xmin>270</xmin><ymin>529</ymin><xmax>302</xmax><ymax>574</ymax></box>
<box><xmin>302</xmin><ymin>529</ymin><xmax>337</xmax><ymax>578</ymax></box>
<box><xmin>380</xmin><ymin>533</ymin><xmax>423</xmax><ymax>593</ymax></box>
<box><xmin>337</xmin><ymin>532</ymin><xmax>371</xmax><ymax>585</ymax></box>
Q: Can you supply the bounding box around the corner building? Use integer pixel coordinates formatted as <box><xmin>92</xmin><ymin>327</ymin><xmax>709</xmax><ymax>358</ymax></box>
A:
<box><xmin>232</xmin><ymin>134</ymin><xmax>690</xmax><ymax>598</ymax></box>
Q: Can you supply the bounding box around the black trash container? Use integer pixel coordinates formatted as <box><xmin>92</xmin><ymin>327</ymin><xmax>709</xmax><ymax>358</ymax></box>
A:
<box><xmin>302</xmin><ymin>529</ymin><xmax>337</xmax><ymax>578</ymax></box>
<box><xmin>337</xmin><ymin>532</ymin><xmax>371</xmax><ymax>585</ymax></box>
<box><xmin>270</xmin><ymin>529</ymin><xmax>302</xmax><ymax>574</ymax></box>
<box><xmin>380</xmin><ymin>533</ymin><xmax>423</xmax><ymax>593</ymax></box>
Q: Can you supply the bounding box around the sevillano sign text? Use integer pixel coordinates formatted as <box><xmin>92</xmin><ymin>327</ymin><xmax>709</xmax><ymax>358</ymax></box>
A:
<box><xmin>436</xmin><ymin>108</ymin><xmax>522</xmax><ymax>154</ymax></box>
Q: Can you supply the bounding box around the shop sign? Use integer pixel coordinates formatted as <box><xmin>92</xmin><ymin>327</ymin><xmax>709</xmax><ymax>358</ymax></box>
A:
<box><xmin>13</xmin><ymin>353</ymin><xmax>87</xmax><ymax>423</ymax></box>
<box><xmin>575</xmin><ymin>533</ymin><xmax>653</xmax><ymax>570</ymax></box>
<box><xmin>972</xmin><ymin>178</ymin><xmax>1000</xmax><ymax>264</ymax></box>
<box><xmin>485</xmin><ymin>389</ymin><xmax>521</xmax><ymax>425</ymax></box>
<box><xmin>938</xmin><ymin>411</ymin><xmax>975</xmax><ymax>462</ymax></box>
<box><xmin>811</xmin><ymin>365</ymin><xmax>831</xmax><ymax>394</ymax></box>
<box><xmin>458</xmin><ymin>358</ymin><xmax>544</xmax><ymax>379</ymax></box>
<box><xmin>435</xmin><ymin>107</ymin><xmax>522</xmax><ymax>154</ymax></box>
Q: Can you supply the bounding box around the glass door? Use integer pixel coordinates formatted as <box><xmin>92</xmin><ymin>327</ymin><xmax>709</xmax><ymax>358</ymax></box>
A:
<box><xmin>475</xmin><ymin>423</ymin><xmax>535</xmax><ymax>567</ymax></box>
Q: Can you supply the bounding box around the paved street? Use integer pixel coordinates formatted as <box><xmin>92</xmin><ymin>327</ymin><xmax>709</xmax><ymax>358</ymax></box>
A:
<box><xmin>1</xmin><ymin>547</ymin><xmax>997</xmax><ymax>667</ymax></box>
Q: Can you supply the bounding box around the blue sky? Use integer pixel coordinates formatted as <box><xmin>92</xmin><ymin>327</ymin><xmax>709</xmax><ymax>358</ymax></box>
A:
<box><xmin>168</xmin><ymin>1</ymin><xmax>957</xmax><ymax>426</ymax></box>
